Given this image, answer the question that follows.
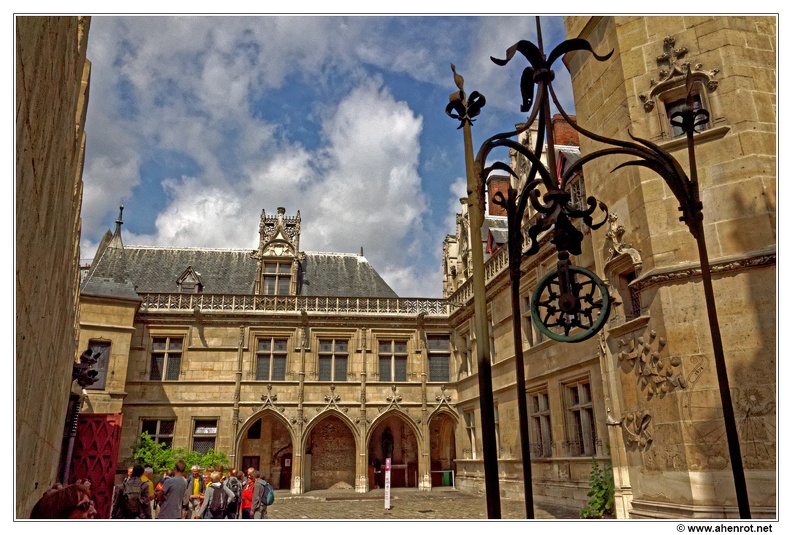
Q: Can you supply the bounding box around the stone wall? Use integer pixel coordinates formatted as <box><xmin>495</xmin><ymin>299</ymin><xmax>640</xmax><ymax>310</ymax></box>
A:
<box><xmin>15</xmin><ymin>16</ymin><xmax>91</xmax><ymax>519</ymax></box>
<box><xmin>564</xmin><ymin>15</ymin><xmax>776</xmax><ymax>518</ymax></box>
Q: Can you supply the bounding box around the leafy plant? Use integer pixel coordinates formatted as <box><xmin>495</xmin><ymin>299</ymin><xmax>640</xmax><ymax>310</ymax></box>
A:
<box><xmin>130</xmin><ymin>432</ymin><xmax>230</xmax><ymax>477</ymax></box>
<box><xmin>579</xmin><ymin>457</ymin><xmax>615</xmax><ymax>519</ymax></box>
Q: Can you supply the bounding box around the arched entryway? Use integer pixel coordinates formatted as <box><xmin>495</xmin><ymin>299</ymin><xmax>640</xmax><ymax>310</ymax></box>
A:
<box><xmin>368</xmin><ymin>412</ymin><xmax>420</xmax><ymax>489</ymax></box>
<box><xmin>238</xmin><ymin>411</ymin><xmax>294</xmax><ymax>490</ymax></box>
<box><xmin>428</xmin><ymin>411</ymin><xmax>457</xmax><ymax>487</ymax></box>
<box><xmin>303</xmin><ymin>412</ymin><xmax>357</xmax><ymax>491</ymax></box>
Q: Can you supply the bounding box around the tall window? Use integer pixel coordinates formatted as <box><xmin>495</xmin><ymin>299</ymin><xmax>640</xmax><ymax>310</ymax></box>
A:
<box><xmin>488</xmin><ymin>318</ymin><xmax>496</xmax><ymax>364</ymax></box>
<box><xmin>85</xmin><ymin>340</ymin><xmax>111</xmax><ymax>390</ymax></box>
<box><xmin>427</xmin><ymin>335</ymin><xmax>450</xmax><ymax>382</ymax></box>
<box><xmin>256</xmin><ymin>338</ymin><xmax>287</xmax><ymax>381</ymax></box>
<box><xmin>494</xmin><ymin>404</ymin><xmax>501</xmax><ymax>457</ymax></box>
<box><xmin>192</xmin><ymin>419</ymin><xmax>217</xmax><ymax>454</ymax></box>
<box><xmin>318</xmin><ymin>339</ymin><xmax>348</xmax><ymax>381</ymax></box>
<box><xmin>262</xmin><ymin>261</ymin><xmax>291</xmax><ymax>295</ymax></box>
<box><xmin>529</xmin><ymin>390</ymin><xmax>553</xmax><ymax>458</ymax></box>
<box><xmin>149</xmin><ymin>337</ymin><xmax>182</xmax><ymax>381</ymax></box>
<box><xmin>564</xmin><ymin>379</ymin><xmax>597</xmax><ymax>457</ymax></box>
<box><xmin>378</xmin><ymin>340</ymin><xmax>407</xmax><ymax>382</ymax></box>
<box><xmin>141</xmin><ymin>419</ymin><xmax>175</xmax><ymax>448</ymax></box>
<box><xmin>621</xmin><ymin>271</ymin><xmax>641</xmax><ymax>320</ymax></box>
<box><xmin>464</xmin><ymin>411</ymin><xmax>477</xmax><ymax>459</ymax></box>
<box><xmin>520</xmin><ymin>296</ymin><xmax>535</xmax><ymax>348</ymax></box>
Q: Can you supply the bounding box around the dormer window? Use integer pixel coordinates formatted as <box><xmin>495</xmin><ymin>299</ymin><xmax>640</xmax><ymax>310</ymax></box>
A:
<box><xmin>176</xmin><ymin>266</ymin><xmax>203</xmax><ymax>294</ymax></box>
<box><xmin>262</xmin><ymin>261</ymin><xmax>291</xmax><ymax>295</ymax></box>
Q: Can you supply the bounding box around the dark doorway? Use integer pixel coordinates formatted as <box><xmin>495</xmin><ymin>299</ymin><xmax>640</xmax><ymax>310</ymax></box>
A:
<box><xmin>279</xmin><ymin>453</ymin><xmax>292</xmax><ymax>490</ymax></box>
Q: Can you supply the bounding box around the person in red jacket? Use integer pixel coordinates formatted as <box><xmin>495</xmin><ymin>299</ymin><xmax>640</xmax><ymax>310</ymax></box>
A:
<box><xmin>240</xmin><ymin>473</ymin><xmax>255</xmax><ymax>519</ymax></box>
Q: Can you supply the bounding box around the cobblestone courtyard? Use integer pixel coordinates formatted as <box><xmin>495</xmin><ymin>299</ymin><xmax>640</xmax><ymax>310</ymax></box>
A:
<box><xmin>265</xmin><ymin>488</ymin><xmax>580</xmax><ymax>520</ymax></box>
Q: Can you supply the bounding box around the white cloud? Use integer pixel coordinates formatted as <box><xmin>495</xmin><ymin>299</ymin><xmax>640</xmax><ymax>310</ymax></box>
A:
<box><xmin>79</xmin><ymin>16</ymin><xmax>572</xmax><ymax>297</ymax></box>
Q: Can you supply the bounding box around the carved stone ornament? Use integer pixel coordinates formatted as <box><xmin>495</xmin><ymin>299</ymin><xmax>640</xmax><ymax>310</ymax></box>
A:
<box><xmin>379</xmin><ymin>384</ymin><xmax>404</xmax><ymax>413</ymax></box>
<box><xmin>618</xmin><ymin>329</ymin><xmax>686</xmax><ymax>399</ymax></box>
<box><xmin>638</xmin><ymin>36</ymin><xmax>720</xmax><ymax>112</ymax></box>
<box><xmin>251</xmin><ymin>207</ymin><xmax>301</xmax><ymax>260</ymax></box>
<box><xmin>316</xmin><ymin>383</ymin><xmax>346</xmax><ymax>413</ymax></box>
<box><xmin>428</xmin><ymin>385</ymin><xmax>455</xmax><ymax>421</ymax></box>
<box><xmin>631</xmin><ymin>251</ymin><xmax>775</xmax><ymax>293</ymax></box>
<box><xmin>621</xmin><ymin>410</ymin><xmax>654</xmax><ymax>449</ymax></box>
<box><xmin>604</xmin><ymin>213</ymin><xmax>642</xmax><ymax>272</ymax></box>
<box><xmin>256</xmin><ymin>383</ymin><xmax>284</xmax><ymax>413</ymax></box>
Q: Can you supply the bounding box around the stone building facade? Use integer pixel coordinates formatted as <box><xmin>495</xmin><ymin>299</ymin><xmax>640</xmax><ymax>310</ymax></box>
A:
<box><xmin>15</xmin><ymin>16</ymin><xmax>92</xmax><ymax>519</ymax></box>
<box><xmin>72</xmin><ymin>14</ymin><xmax>775</xmax><ymax>520</ymax></box>
<box><xmin>442</xmin><ymin>15</ymin><xmax>775</xmax><ymax>519</ymax></box>
<box><xmin>80</xmin><ymin>208</ymin><xmax>458</xmax><ymax>494</ymax></box>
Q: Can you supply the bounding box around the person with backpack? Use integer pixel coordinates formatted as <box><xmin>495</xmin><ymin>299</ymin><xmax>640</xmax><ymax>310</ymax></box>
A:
<box><xmin>111</xmin><ymin>465</ymin><xmax>151</xmax><ymax>519</ymax></box>
<box><xmin>195</xmin><ymin>471</ymin><xmax>234</xmax><ymax>519</ymax></box>
<box><xmin>250</xmin><ymin>470</ymin><xmax>274</xmax><ymax>519</ymax></box>
<box><xmin>223</xmin><ymin>469</ymin><xmax>242</xmax><ymax>519</ymax></box>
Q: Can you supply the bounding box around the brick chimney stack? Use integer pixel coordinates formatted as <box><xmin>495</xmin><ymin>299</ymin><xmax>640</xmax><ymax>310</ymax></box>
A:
<box><xmin>552</xmin><ymin>114</ymin><xmax>579</xmax><ymax>146</ymax></box>
<box><xmin>487</xmin><ymin>175</ymin><xmax>509</xmax><ymax>216</ymax></box>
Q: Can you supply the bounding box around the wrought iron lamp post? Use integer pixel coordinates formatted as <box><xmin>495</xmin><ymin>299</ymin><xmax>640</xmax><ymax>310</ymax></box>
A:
<box><xmin>448</xmin><ymin>16</ymin><xmax>750</xmax><ymax>519</ymax></box>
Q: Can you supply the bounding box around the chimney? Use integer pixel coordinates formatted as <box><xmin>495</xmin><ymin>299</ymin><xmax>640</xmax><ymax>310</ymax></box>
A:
<box><xmin>552</xmin><ymin>114</ymin><xmax>579</xmax><ymax>146</ymax></box>
<box><xmin>487</xmin><ymin>175</ymin><xmax>509</xmax><ymax>217</ymax></box>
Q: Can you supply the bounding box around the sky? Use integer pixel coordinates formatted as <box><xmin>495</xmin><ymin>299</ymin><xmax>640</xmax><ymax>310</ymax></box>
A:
<box><xmin>80</xmin><ymin>15</ymin><xmax>576</xmax><ymax>298</ymax></box>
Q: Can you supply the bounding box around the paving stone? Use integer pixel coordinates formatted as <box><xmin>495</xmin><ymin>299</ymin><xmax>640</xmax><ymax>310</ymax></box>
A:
<box><xmin>261</xmin><ymin>488</ymin><xmax>581</xmax><ymax>520</ymax></box>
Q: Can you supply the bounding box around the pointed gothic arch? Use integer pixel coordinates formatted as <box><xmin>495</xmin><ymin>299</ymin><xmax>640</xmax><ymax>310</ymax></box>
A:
<box><xmin>366</xmin><ymin>409</ymin><xmax>422</xmax><ymax>488</ymax></box>
<box><xmin>236</xmin><ymin>408</ymin><xmax>295</xmax><ymax>489</ymax></box>
<box><xmin>301</xmin><ymin>410</ymin><xmax>358</xmax><ymax>491</ymax></box>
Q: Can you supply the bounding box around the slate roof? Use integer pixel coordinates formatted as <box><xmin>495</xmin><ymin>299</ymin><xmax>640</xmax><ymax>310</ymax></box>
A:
<box><xmin>300</xmin><ymin>252</ymin><xmax>397</xmax><ymax>298</ymax></box>
<box><xmin>81</xmin><ymin>245</ymin><xmax>398</xmax><ymax>299</ymax></box>
<box><xmin>488</xmin><ymin>227</ymin><xmax>508</xmax><ymax>246</ymax></box>
<box><xmin>481</xmin><ymin>216</ymin><xmax>508</xmax><ymax>242</ymax></box>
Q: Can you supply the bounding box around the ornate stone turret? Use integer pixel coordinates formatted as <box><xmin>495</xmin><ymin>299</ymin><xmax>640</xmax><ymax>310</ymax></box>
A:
<box><xmin>256</xmin><ymin>206</ymin><xmax>301</xmax><ymax>257</ymax></box>
<box><xmin>252</xmin><ymin>207</ymin><xmax>303</xmax><ymax>295</ymax></box>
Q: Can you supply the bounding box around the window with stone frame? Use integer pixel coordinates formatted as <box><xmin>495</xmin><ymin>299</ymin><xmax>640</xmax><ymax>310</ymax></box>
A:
<box><xmin>494</xmin><ymin>403</ymin><xmax>501</xmax><ymax>458</ymax></box>
<box><xmin>637</xmin><ymin>37</ymin><xmax>720</xmax><ymax>142</ymax></box>
<box><xmin>256</xmin><ymin>337</ymin><xmax>288</xmax><ymax>381</ymax></box>
<box><xmin>141</xmin><ymin>419</ymin><xmax>175</xmax><ymax>448</ymax></box>
<box><xmin>528</xmin><ymin>389</ymin><xmax>553</xmax><ymax>458</ymax></box>
<box><xmin>84</xmin><ymin>340</ymin><xmax>111</xmax><ymax>390</ymax></box>
<box><xmin>261</xmin><ymin>261</ymin><xmax>292</xmax><ymax>295</ymax></box>
<box><xmin>464</xmin><ymin>410</ymin><xmax>477</xmax><ymax>460</ymax></box>
<box><xmin>378</xmin><ymin>340</ymin><xmax>408</xmax><ymax>382</ymax></box>
<box><xmin>488</xmin><ymin>316</ymin><xmax>496</xmax><ymax>364</ymax></box>
<box><xmin>664</xmin><ymin>91</ymin><xmax>707</xmax><ymax>139</ymax></box>
<box><xmin>192</xmin><ymin>419</ymin><xmax>218</xmax><ymax>455</ymax></box>
<box><xmin>620</xmin><ymin>270</ymin><xmax>641</xmax><ymax>321</ymax></box>
<box><xmin>563</xmin><ymin>378</ymin><xmax>597</xmax><ymax>457</ymax></box>
<box><xmin>318</xmin><ymin>339</ymin><xmax>348</xmax><ymax>381</ymax></box>
<box><xmin>149</xmin><ymin>337</ymin><xmax>182</xmax><ymax>381</ymax></box>
<box><xmin>427</xmin><ymin>335</ymin><xmax>450</xmax><ymax>382</ymax></box>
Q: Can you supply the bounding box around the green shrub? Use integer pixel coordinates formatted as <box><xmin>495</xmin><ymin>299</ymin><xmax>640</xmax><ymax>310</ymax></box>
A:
<box><xmin>579</xmin><ymin>457</ymin><xmax>615</xmax><ymax>519</ymax></box>
<box><xmin>130</xmin><ymin>432</ymin><xmax>230</xmax><ymax>477</ymax></box>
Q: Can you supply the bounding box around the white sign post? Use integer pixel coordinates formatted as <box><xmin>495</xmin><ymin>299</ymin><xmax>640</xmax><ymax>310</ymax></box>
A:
<box><xmin>384</xmin><ymin>457</ymin><xmax>391</xmax><ymax>510</ymax></box>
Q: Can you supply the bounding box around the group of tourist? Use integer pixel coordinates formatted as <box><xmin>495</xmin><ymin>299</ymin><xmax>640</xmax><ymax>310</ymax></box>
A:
<box><xmin>30</xmin><ymin>461</ymin><xmax>271</xmax><ymax>520</ymax></box>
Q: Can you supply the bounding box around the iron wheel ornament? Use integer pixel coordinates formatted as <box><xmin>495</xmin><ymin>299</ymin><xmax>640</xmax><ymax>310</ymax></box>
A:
<box><xmin>530</xmin><ymin>256</ymin><xmax>611</xmax><ymax>343</ymax></box>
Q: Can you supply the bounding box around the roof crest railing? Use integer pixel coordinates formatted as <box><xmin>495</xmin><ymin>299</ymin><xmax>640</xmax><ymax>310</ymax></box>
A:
<box><xmin>138</xmin><ymin>293</ymin><xmax>451</xmax><ymax>315</ymax></box>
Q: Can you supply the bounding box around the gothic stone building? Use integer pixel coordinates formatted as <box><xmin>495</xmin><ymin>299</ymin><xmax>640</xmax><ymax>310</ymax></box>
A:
<box><xmin>76</xmin><ymin>15</ymin><xmax>775</xmax><ymax>519</ymax></box>
<box><xmin>80</xmin><ymin>207</ymin><xmax>458</xmax><ymax>495</ymax></box>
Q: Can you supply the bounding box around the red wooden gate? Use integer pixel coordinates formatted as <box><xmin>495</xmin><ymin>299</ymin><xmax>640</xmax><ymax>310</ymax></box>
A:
<box><xmin>70</xmin><ymin>414</ymin><xmax>123</xmax><ymax>519</ymax></box>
